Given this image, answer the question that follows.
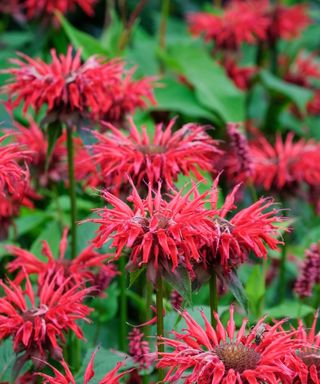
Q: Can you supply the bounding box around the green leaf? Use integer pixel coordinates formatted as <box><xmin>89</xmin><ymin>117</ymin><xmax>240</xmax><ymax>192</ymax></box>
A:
<box><xmin>163</xmin><ymin>265</ymin><xmax>192</xmax><ymax>305</ymax></box>
<box><xmin>153</xmin><ymin>77</ymin><xmax>216</xmax><ymax>120</ymax></box>
<box><xmin>245</xmin><ymin>265</ymin><xmax>265</xmax><ymax>317</ymax></box>
<box><xmin>58</xmin><ymin>13</ymin><xmax>110</xmax><ymax>59</ymax></box>
<box><xmin>259</xmin><ymin>70</ymin><xmax>313</xmax><ymax>113</ymax></box>
<box><xmin>129</xmin><ymin>267</ymin><xmax>145</xmax><ymax>288</ymax></box>
<box><xmin>30</xmin><ymin>221</ymin><xmax>62</xmax><ymax>261</ymax></box>
<box><xmin>45</xmin><ymin>121</ymin><xmax>62</xmax><ymax>172</ymax></box>
<box><xmin>217</xmin><ymin>269</ymin><xmax>248</xmax><ymax>313</ymax></box>
<box><xmin>266</xmin><ymin>301</ymin><xmax>315</xmax><ymax>319</ymax></box>
<box><xmin>91</xmin><ymin>283</ymin><xmax>119</xmax><ymax>323</ymax></box>
<box><xmin>163</xmin><ymin>43</ymin><xmax>245</xmax><ymax>122</ymax></box>
<box><xmin>14</xmin><ymin>211</ymin><xmax>49</xmax><ymax>236</ymax></box>
<box><xmin>75</xmin><ymin>347</ymin><xmax>132</xmax><ymax>383</ymax></box>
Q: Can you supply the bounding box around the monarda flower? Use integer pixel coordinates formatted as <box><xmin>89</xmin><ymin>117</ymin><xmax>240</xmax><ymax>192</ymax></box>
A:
<box><xmin>82</xmin><ymin>118</ymin><xmax>221</xmax><ymax>192</ymax></box>
<box><xmin>287</xmin><ymin>311</ymin><xmax>320</xmax><ymax>384</ymax></box>
<box><xmin>6</xmin><ymin>227</ymin><xmax>117</xmax><ymax>291</ymax></box>
<box><xmin>86</xmin><ymin>181</ymin><xmax>211</xmax><ymax>283</ymax></box>
<box><xmin>188</xmin><ymin>1</ymin><xmax>269</xmax><ymax>51</ymax></box>
<box><xmin>294</xmin><ymin>243</ymin><xmax>320</xmax><ymax>298</ymax></box>
<box><xmin>128</xmin><ymin>328</ymin><xmax>153</xmax><ymax>370</ymax></box>
<box><xmin>285</xmin><ymin>53</ymin><xmax>320</xmax><ymax>88</ymax></box>
<box><xmin>223</xmin><ymin>58</ymin><xmax>257</xmax><ymax>91</ymax></box>
<box><xmin>201</xmin><ymin>176</ymin><xmax>283</xmax><ymax>271</ymax></box>
<box><xmin>38</xmin><ymin>350</ymin><xmax>128</xmax><ymax>383</ymax></box>
<box><xmin>8</xmin><ymin>117</ymin><xmax>66</xmax><ymax>187</ymax></box>
<box><xmin>0</xmin><ymin>274</ymin><xmax>92</xmax><ymax>367</ymax></box>
<box><xmin>1</xmin><ymin>46</ymin><xmax>122</xmax><ymax>124</ymax></box>
<box><xmin>158</xmin><ymin>306</ymin><xmax>299</xmax><ymax>383</ymax></box>
<box><xmin>250</xmin><ymin>133</ymin><xmax>320</xmax><ymax>192</ymax></box>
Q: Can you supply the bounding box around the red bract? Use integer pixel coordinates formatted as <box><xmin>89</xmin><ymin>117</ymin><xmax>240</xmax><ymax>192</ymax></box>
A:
<box><xmin>6</xmin><ymin>227</ymin><xmax>117</xmax><ymax>290</ymax></box>
<box><xmin>38</xmin><ymin>350</ymin><xmax>128</xmax><ymax>383</ymax></box>
<box><xmin>223</xmin><ymin>58</ymin><xmax>257</xmax><ymax>90</ymax></box>
<box><xmin>129</xmin><ymin>328</ymin><xmax>153</xmax><ymax>371</ymax></box>
<box><xmin>8</xmin><ymin>117</ymin><xmax>66</xmax><ymax>186</ymax></box>
<box><xmin>84</xmin><ymin>118</ymin><xmax>221</xmax><ymax>192</ymax></box>
<box><xmin>268</xmin><ymin>4</ymin><xmax>310</xmax><ymax>42</ymax></box>
<box><xmin>188</xmin><ymin>1</ymin><xmax>269</xmax><ymax>50</ymax></box>
<box><xmin>1</xmin><ymin>46</ymin><xmax>123</xmax><ymax>123</ymax></box>
<box><xmin>202</xmin><ymin>176</ymin><xmax>283</xmax><ymax>270</ymax></box>
<box><xmin>158</xmin><ymin>306</ymin><xmax>299</xmax><ymax>383</ymax></box>
<box><xmin>86</xmin><ymin>181</ymin><xmax>211</xmax><ymax>282</ymax></box>
<box><xmin>287</xmin><ymin>311</ymin><xmax>320</xmax><ymax>384</ymax></box>
<box><xmin>0</xmin><ymin>274</ymin><xmax>92</xmax><ymax>366</ymax></box>
<box><xmin>250</xmin><ymin>133</ymin><xmax>320</xmax><ymax>191</ymax></box>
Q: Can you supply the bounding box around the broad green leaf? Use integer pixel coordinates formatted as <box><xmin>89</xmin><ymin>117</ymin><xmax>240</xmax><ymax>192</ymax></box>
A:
<box><xmin>30</xmin><ymin>221</ymin><xmax>62</xmax><ymax>261</ymax></box>
<box><xmin>259</xmin><ymin>70</ymin><xmax>313</xmax><ymax>113</ymax></box>
<box><xmin>48</xmin><ymin>195</ymin><xmax>95</xmax><ymax>212</ymax></box>
<box><xmin>14</xmin><ymin>211</ymin><xmax>49</xmax><ymax>236</ymax></box>
<box><xmin>245</xmin><ymin>265</ymin><xmax>265</xmax><ymax>317</ymax></box>
<box><xmin>163</xmin><ymin>265</ymin><xmax>192</xmax><ymax>305</ymax></box>
<box><xmin>91</xmin><ymin>283</ymin><xmax>119</xmax><ymax>323</ymax></box>
<box><xmin>58</xmin><ymin>13</ymin><xmax>109</xmax><ymax>59</ymax></box>
<box><xmin>163</xmin><ymin>43</ymin><xmax>245</xmax><ymax>122</ymax></box>
<box><xmin>217</xmin><ymin>269</ymin><xmax>248</xmax><ymax>313</ymax></box>
<box><xmin>266</xmin><ymin>301</ymin><xmax>315</xmax><ymax>319</ymax></box>
<box><xmin>153</xmin><ymin>77</ymin><xmax>216</xmax><ymax>120</ymax></box>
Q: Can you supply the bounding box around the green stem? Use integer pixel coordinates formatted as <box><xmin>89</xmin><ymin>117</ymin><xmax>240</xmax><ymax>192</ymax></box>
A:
<box><xmin>278</xmin><ymin>244</ymin><xmax>287</xmax><ymax>303</ymax></box>
<box><xmin>156</xmin><ymin>275</ymin><xmax>165</xmax><ymax>383</ymax></box>
<box><xmin>159</xmin><ymin>0</ymin><xmax>170</xmax><ymax>51</ymax></box>
<box><xmin>119</xmin><ymin>256</ymin><xmax>128</xmax><ymax>351</ymax></box>
<box><xmin>144</xmin><ymin>280</ymin><xmax>153</xmax><ymax>337</ymax></box>
<box><xmin>209</xmin><ymin>271</ymin><xmax>218</xmax><ymax>327</ymax></box>
<box><xmin>66</xmin><ymin>127</ymin><xmax>77</xmax><ymax>260</ymax></box>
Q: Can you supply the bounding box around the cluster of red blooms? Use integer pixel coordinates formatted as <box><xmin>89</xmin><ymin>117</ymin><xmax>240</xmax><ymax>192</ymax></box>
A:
<box><xmin>294</xmin><ymin>242</ymin><xmax>320</xmax><ymax>298</ymax></box>
<box><xmin>0</xmin><ymin>0</ymin><xmax>97</xmax><ymax>21</ymax></box>
<box><xmin>188</xmin><ymin>0</ymin><xmax>310</xmax><ymax>50</ymax></box>
<box><xmin>1</xmin><ymin>46</ymin><xmax>155</xmax><ymax>126</ymax></box>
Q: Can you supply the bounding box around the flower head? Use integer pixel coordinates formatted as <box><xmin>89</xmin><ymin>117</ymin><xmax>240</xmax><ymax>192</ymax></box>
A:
<box><xmin>294</xmin><ymin>243</ymin><xmax>320</xmax><ymax>298</ymax></box>
<box><xmin>84</xmin><ymin>118</ymin><xmax>221</xmax><ymax>192</ymax></box>
<box><xmin>201</xmin><ymin>175</ymin><xmax>283</xmax><ymax>271</ymax></box>
<box><xmin>6</xmin><ymin>227</ymin><xmax>117</xmax><ymax>291</ymax></box>
<box><xmin>250</xmin><ymin>133</ymin><xmax>320</xmax><ymax>192</ymax></box>
<box><xmin>0</xmin><ymin>274</ymin><xmax>92</xmax><ymax>366</ymax></box>
<box><xmin>128</xmin><ymin>328</ymin><xmax>153</xmax><ymax>370</ymax></box>
<box><xmin>188</xmin><ymin>1</ymin><xmax>269</xmax><ymax>50</ymax></box>
<box><xmin>158</xmin><ymin>306</ymin><xmax>299</xmax><ymax>383</ymax></box>
<box><xmin>2</xmin><ymin>46</ymin><xmax>123</xmax><ymax>123</ymax></box>
<box><xmin>38</xmin><ymin>350</ymin><xmax>128</xmax><ymax>383</ymax></box>
<box><xmin>86</xmin><ymin>181</ymin><xmax>212</xmax><ymax>283</ymax></box>
<box><xmin>223</xmin><ymin>58</ymin><xmax>257</xmax><ymax>90</ymax></box>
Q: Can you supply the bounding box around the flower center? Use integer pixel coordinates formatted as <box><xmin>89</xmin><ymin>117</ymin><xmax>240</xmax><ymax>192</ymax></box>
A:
<box><xmin>213</xmin><ymin>343</ymin><xmax>261</xmax><ymax>373</ymax></box>
<box><xmin>23</xmin><ymin>304</ymin><xmax>49</xmax><ymax>321</ymax></box>
<box><xmin>214</xmin><ymin>217</ymin><xmax>233</xmax><ymax>233</ymax></box>
<box><xmin>136</xmin><ymin>144</ymin><xmax>166</xmax><ymax>155</ymax></box>
<box><xmin>299</xmin><ymin>351</ymin><xmax>320</xmax><ymax>371</ymax></box>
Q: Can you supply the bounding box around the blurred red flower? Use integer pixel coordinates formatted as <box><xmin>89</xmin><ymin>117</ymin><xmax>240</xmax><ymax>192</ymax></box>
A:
<box><xmin>86</xmin><ymin>181</ymin><xmax>212</xmax><ymax>283</ymax></box>
<box><xmin>0</xmin><ymin>274</ymin><xmax>92</xmax><ymax>367</ymax></box>
<box><xmin>250</xmin><ymin>133</ymin><xmax>320</xmax><ymax>191</ymax></box>
<box><xmin>38</xmin><ymin>350</ymin><xmax>128</xmax><ymax>383</ymax></box>
<box><xmin>158</xmin><ymin>306</ymin><xmax>299</xmax><ymax>383</ymax></box>
<box><xmin>129</xmin><ymin>327</ymin><xmax>153</xmax><ymax>371</ymax></box>
<box><xmin>223</xmin><ymin>58</ymin><xmax>257</xmax><ymax>90</ymax></box>
<box><xmin>188</xmin><ymin>1</ymin><xmax>269</xmax><ymax>50</ymax></box>
<box><xmin>82</xmin><ymin>118</ymin><xmax>221</xmax><ymax>192</ymax></box>
<box><xmin>201</xmin><ymin>175</ymin><xmax>283</xmax><ymax>271</ymax></box>
<box><xmin>7</xmin><ymin>227</ymin><xmax>117</xmax><ymax>291</ymax></box>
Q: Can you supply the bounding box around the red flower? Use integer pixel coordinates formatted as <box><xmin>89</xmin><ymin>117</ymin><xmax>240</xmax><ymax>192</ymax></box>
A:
<box><xmin>223</xmin><ymin>58</ymin><xmax>257</xmax><ymax>90</ymax></box>
<box><xmin>201</xmin><ymin>176</ymin><xmax>283</xmax><ymax>271</ymax></box>
<box><xmin>83</xmin><ymin>118</ymin><xmax>221</xmax><ymax>192</ymax></box>
<box><xmin>1</xmin><ymin>46</ymin><xmax>123</xmax><ymax>123</ymax></box>
<box><xmin>287</xmin><ymin>311</ymin><xmax>320</xmax><ymax>384</ymax></box>
<box><xmin>285</xmin><ymin>54</ymin><xmax>320</xmax><ymax>88</ymax></box>
<box><xmin>8</xmin><ymin>116</ymin><xmax>66</xmax><ymax>186</ymax></box>
<box><xmin>268</xmin><ymin>4</ymin><xmax>310</xmax><ymax>42</ymax></box>
<box><xmin>158</xmin><ymin>306</ymin><xmax>299</xmax><ymax>383</ymax></box>
<box><xmin>188</xmin><ymin>1</ymin><xmax>269</xmax><ymax>50</ymax></box>
<box><xmin>0</xmin><ymin>274</ymin><xmax>92</xmax><ymax>366</ymax></box>
<box><xmin>86</xmin><ymin>181</ymin><xmax>212</xmax><ymax>282</ymax></box>
<box><xmin>0</xmin><ymin>0</ymin><xmax>96</xmax><ymax>19</ymax></box>
<box><xmin>308</xmin><ymin>91</ymin><xmax>320</xmax><ymax>116</ymax></box>
<box><xmin>38</xmin><ymin>350</ymin><xmax>128</xmax><ymax>383</ymax></box>
<box><xmin>6</xmin><ymin>227</ymin><xmax>117</xmax><ymax>291</ymax></box>
<box><xmin>129</xmin><ymin>328</ymin><xmax>153</xmax><ymax>371</ymax></box>
<box><xmin>294</xmin><ymin>243</ymin><xmax>320</xmax><ymax>298</ymax></box>
<box><xmin>250</xmin><ymin>133</ymin><xmax>320</xmax><ymax>191</ymax></box>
